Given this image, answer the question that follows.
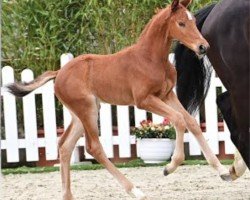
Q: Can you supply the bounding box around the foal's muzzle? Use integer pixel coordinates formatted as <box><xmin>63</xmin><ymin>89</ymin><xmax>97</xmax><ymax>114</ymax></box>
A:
<box><xmin>198</xmin><ymin>44</ymin><xmax>208</xmax><ymax>55</ymax></box>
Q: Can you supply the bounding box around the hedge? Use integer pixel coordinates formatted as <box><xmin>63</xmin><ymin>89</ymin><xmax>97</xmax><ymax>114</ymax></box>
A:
<box><xmin>2</xmin><ymin>0</ymin><xmax>217</xmax><ymax>75</ymax></box>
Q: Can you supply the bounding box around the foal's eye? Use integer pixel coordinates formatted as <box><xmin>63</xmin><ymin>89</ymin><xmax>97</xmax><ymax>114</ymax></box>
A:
<box><xmin>178</xmin><ymin>22</ymin><xmax>186</xmax><ymax>27</ymax></box>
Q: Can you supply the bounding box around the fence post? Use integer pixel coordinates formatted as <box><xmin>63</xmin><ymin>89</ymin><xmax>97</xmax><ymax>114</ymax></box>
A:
<box><xmin>134</xmin><ymin>107</ymin><xmax>147</xmax><ymax>127</ymax></box>
<box><xmin>21</xmin><ymin>69</ymin><xmax>39</xmax><ymax>161</ymax></box>
<box><xmin>117</xmin><ymin>106</ymin><xmax>131</xmax><ymax>157</ymax></box>
<box><xmin>42</xmin><ymin>80</ymin><xmax>58</xmax><ymax>160</ymax></box>
<box><xmin>2</xmin><ymin>66</ymin><xmax>19</xmax><ymax>162</ymax></box>
<box><xmin>99</xmin><ymin>103</ymin><xmax>114</xmax><ymax>158</ymax></box>
<box><xmin>152</xmin><ymin>114</ymin><xmax>163</xmax><ymax>124</ymax></box>
<box><xmin>204</xmin><ymin>70</ymin><xmax>219</xmax><ymax>154</ymax></box>
<box><xmin>188</xmin><ymin>113</ymin><xmax>202</xmax><ymax>155</ymax></box>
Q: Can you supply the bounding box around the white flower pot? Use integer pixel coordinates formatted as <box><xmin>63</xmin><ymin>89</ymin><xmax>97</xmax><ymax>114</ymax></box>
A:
<box><xmin>136</xmin><ymin>138</ymin><xmax>175</xmax><ymax>164</ymax></box>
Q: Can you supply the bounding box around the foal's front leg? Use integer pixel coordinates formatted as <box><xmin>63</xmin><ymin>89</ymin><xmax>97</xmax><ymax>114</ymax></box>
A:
<box><xmin>163</xmin><ymin>122</ymin><xmax>185</xmax><ymax>175</ymax></box>
<box><xmin>136</xmin><ymin>95</ymin><xmax>187</xmax><ymax>175</ymax></box>
<box><xmin>165</xmin><ymin>92</ymin><xmax>231</xmax><ymax>180</ymax></box>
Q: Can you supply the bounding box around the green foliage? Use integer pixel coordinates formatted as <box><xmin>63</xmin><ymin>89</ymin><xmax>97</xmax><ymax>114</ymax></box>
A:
<box><xmin>2</xmin><ymin>0</ymin><xmax>218</xmax><ymax>74</ymax></box>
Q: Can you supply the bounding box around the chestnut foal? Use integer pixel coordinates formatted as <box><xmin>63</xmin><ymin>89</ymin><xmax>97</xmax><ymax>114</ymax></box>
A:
<box><xmin>8</xmin><ymin>0</ymin><xmax>232</xmax><ymax>199</ymax></box>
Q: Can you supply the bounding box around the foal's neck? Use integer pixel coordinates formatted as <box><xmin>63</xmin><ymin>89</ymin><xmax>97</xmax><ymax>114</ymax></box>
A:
<box><xmin>137</xmin><ymin>8</ymin><xmax>172</xmax><ymax>63</ymax></box>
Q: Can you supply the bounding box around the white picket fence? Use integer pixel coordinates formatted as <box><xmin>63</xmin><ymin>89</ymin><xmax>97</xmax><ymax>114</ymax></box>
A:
<box><xmin>1</xmin><ymin>53</ymin><xmax>235</xmax><ymax>164</ymax></box>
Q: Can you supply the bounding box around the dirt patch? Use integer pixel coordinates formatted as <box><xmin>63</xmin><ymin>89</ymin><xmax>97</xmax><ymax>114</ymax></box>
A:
<box><xmin>2</xmin><ymin>165</ymin><xmax>250</xmax><ymax>200</ymax></box>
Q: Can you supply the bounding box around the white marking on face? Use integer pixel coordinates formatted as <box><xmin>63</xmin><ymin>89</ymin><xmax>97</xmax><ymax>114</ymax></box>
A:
<box><xmin>186</xmin><ymin>10</ymin><xmax>193</xmax><ymax>20</ymax></box>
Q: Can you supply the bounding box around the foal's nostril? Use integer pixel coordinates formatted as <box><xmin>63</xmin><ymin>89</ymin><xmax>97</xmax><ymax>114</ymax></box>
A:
<box><xmin>199</xmin><ymin>45</ymin><xmax>207</xmax><ymax>54</ymax></box>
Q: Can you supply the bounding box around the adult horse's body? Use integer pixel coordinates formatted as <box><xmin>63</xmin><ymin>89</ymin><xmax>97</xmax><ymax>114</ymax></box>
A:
<box><xmin>7</xmin><ymin>0</ymin><xmax>232</xmax><ymax>199</ymax></box>
<box><xmin>174</xmin><ymin>0</ymin><xmax>249</xmax><ymax>175</ymax></box>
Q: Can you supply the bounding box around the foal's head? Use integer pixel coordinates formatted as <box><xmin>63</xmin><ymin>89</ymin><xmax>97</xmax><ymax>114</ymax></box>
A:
<box><xmin>168</xmin><ymin>0</ymin><xmax>209</xmax><ymax>56</ymax></box>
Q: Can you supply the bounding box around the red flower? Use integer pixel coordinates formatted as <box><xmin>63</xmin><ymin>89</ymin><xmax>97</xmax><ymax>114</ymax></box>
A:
<box><xmin>140</xmin><ymin>120</ymin><xmax>147</xmax><ymax>126</ymax></box>
<box><xmin>162</xmin><ymin>118</ymin><xmax>170</xmax><ymax>125</ymax></box>
<box><xmin>140</xmin><ymin>120</ymin><xmax>152</xmax><ymax>126</ymax></box>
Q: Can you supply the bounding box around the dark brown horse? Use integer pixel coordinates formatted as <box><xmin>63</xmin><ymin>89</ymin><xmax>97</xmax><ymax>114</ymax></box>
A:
<box><xmin>7</xmin><ymin>0</ymin><xmax>232</xmax><ymax>199</ymax></box>
<box><xmin>174</xmin><ymin>0</ymin><xmax>249</xmax><ymax>179</ymax></box>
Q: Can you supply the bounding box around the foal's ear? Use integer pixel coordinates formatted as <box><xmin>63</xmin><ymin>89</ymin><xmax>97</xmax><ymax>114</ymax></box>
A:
<box><xmin>171</xmin><ymin>0</ymin><xmax>180</xmax><ymax>12</ymax></box>
<box><xmin>180</xmin><ymin>0</ymin><xmax>192</xmax><ymax>7</ymax></box>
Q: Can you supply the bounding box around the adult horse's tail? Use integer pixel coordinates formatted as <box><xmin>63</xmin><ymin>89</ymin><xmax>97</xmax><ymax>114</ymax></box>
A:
<box><xmin>7</xmin><ymin>70</ymin><xmax>58</xmax><ymax>97</ymax></box>
<box><xmin>174</xmin><ymin>4</ymin><xmax>216</xmax><ymax>114</ymax></box>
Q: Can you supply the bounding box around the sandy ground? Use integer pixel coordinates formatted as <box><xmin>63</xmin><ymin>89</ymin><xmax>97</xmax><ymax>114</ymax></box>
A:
<box><xmin>1</xmin><ymin>165</ymin><xmax>250</xmax><ymax>200</ymax></box>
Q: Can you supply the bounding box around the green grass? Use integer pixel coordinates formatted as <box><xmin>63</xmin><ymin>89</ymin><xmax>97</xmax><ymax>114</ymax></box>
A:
<box><xmin>1</xmin><ymin>159</ymin><xmax>233</xmax><ymax>175</ymax></box>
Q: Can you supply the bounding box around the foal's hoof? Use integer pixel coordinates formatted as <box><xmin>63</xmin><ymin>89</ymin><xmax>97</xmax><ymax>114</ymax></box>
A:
<box><xmin>220</xmin><ymin>173</ymin><xmax>232</xmax><ymax>182</ymax></box>
<box><xmin>128</xmin><ymin>186</ymin><xmax>148</xmax><ymax>200</ymax></box>
<box><xmin>163</xmin><ymin>168</ymin><xmax>169</xmax><ymax>176</ymax></box>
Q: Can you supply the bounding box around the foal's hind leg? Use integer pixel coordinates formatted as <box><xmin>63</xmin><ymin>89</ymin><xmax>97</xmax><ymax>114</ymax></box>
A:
<box><xmin>165</xmin><ymin>92</ymin><xmax>231</xmax><ymax>180</ymax></box>
<box><xmin>72</xmin><ymin>95</ymin><xmax>147</xmax><ymax>200</ymax></box>
<box><xmin>58</xmin><ymin>114</ymin><xmax>84</xmax><ymax>200</ymax></box>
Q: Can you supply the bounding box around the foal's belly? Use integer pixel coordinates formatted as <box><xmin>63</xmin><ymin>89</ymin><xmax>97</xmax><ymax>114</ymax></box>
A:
<box><xmin>92</xmin><ymin>80</ymin><xmax>135</xmax><ymax>106</ymax></box>
<box><xmin>96</xmin><ymin>91</ymin><xmax>135</xmax><ymax>106</ymax></box>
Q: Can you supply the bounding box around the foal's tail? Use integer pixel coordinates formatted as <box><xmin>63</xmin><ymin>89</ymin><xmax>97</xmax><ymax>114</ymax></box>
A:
<box><xmin>174</xmin><ymin>3</ymin><xmax>216</xmax><ymax>115</ymax></box>
<box><xmin>7</xmin><ymin>70</ymin><xmax>59</xmax><ymax>97</ymax></box>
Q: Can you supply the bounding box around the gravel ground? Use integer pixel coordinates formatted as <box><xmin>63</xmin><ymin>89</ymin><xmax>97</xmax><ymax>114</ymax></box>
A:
<box><xmin>2</xmin><ymin>165</ymin><xmax>250</xmax><ymax>200</ymax></box>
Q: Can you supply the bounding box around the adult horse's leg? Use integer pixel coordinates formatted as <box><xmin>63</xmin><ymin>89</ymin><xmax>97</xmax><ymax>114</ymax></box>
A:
<box><xmin>216</xmin><ymin>92</ymin><xmax>247</xmax><ymax>179</ymax></box>
<box><xmin>230</xmin><ymin>85</ymin><xmax>250</xmax><ymax>169</ymax></box>
<box><xmin>230</xmin><ymin>151</ymin><xmax>247</xmax><ymax>180</ymax></box>
<box><xmin>216</xmin><ymin>92</ymin><xmax>237</xmax><ymax>139</ymax></box>
<box><xmin>58</xmin><ymin>113</ymin><xmax>84</xmax><ymax>200</ymax></box>
<box><xmin>72</xmin><ymin>95</ymin><xmax>147</xmax><ymax>200</ymax></box>
<box><xmin>162</xmin><ymin>92</ymin><xmax>230</xmax><ymax>180</ymax></box>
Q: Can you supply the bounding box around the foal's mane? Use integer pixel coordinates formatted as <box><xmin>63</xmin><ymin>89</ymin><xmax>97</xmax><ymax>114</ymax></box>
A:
<box><xmin>138</xmin><ymin>7</ymin><xmax>169</xmax><ymax>41</ymax></box>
